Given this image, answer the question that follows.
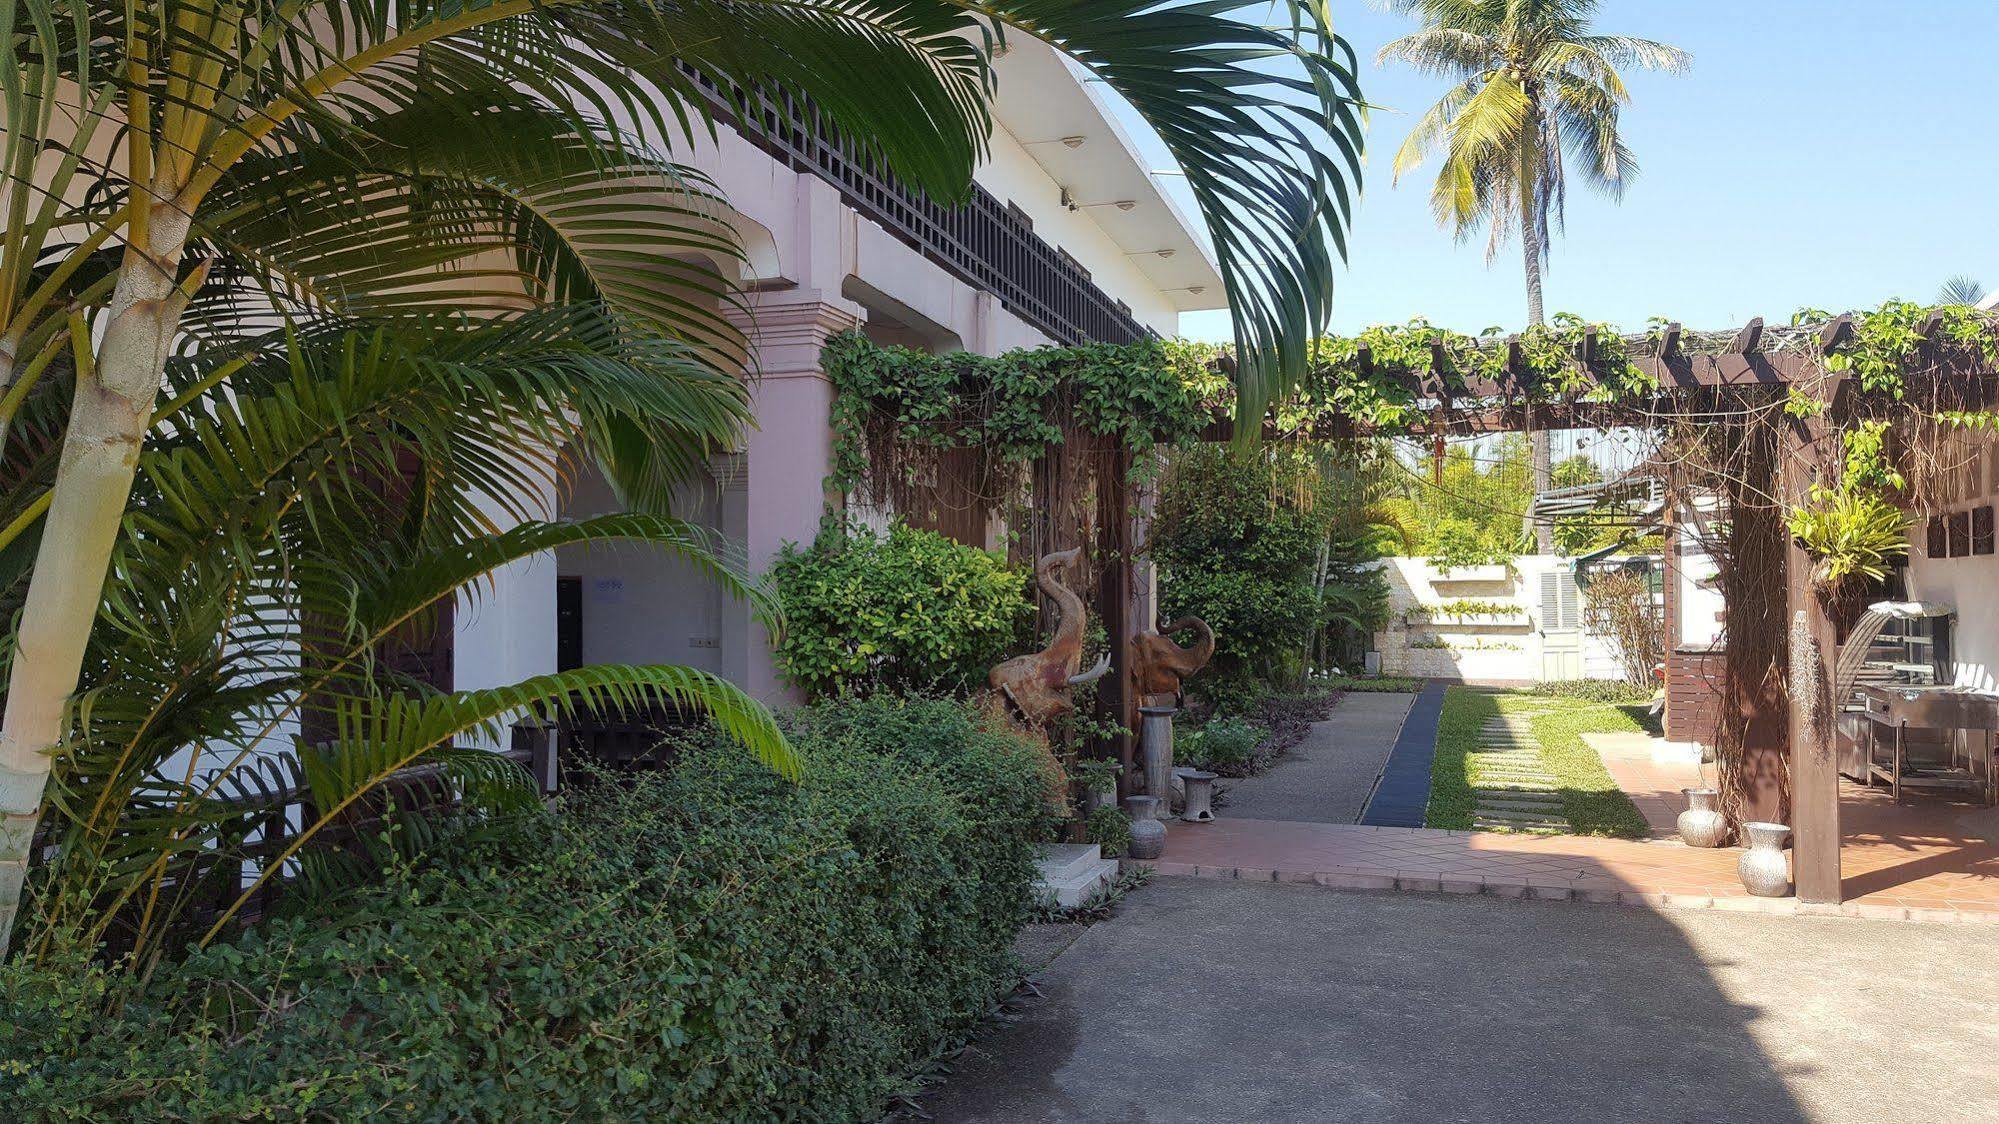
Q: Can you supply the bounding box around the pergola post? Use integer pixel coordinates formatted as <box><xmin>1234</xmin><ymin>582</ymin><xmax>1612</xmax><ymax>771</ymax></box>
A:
<box><xmin>1782</xmin><ymin>417</ymin><xmax>1843</xmax><ymax>904</ymax></box>
<box><xmin>1095</xmin><ymin>442</ymin><xmax>1138</xmax><ymax>789</ymax></box>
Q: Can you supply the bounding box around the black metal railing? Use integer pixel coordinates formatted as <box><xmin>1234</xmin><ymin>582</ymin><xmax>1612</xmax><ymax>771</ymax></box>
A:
<box><xmin>725</xmin><ymin>87</ymin><xmax>1152</xmax><ymax>346</ymax></box>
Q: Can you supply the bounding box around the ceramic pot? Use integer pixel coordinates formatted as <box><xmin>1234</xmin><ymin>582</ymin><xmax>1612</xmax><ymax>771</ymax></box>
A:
<box><xmin>1081</xmin><ymin>781</ymin><xmax>1118</xmax><ymax>816</ymax></box>
<box><xmin>1677</xmin><ymin>788</ymin><xmax>1727</xmax><ymax>848</ymax></box>
<box><xmin>1737</xmin><ymin>821</ymin><xmax>1792</xmax><ymax>897</ymax></box>
<box><xmin>1124</xmin><ymin>795</ymin><xmax>1167</xmax><ymax>859</ymax></box>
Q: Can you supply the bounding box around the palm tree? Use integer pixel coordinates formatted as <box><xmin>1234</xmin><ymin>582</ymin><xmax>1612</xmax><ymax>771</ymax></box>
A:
<box><xmin>1938</xmin><ymin>275</ymin><xmax>1988</xmax><ymax>307</ymax></box>
<box><xmin>1377</xmin><ymin>0</ymin><xmax>1687</xmax><ymax>543</ymax></box>
<box><xmin>11</xmin><ymin>309</ymin><xmax>798</xmax><ymax>957</ymax></box>
<box><xmin>0</xmin><ymin>1</ymin><xmax>1365</xmax><ymax>951</ymax></box>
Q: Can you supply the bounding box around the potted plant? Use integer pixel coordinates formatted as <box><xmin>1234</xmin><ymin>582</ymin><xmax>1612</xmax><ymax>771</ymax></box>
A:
<box><xmin>1073</xmin><ymin>758</ymin><xmax>1123</xmax><ymax>814</ymax></box>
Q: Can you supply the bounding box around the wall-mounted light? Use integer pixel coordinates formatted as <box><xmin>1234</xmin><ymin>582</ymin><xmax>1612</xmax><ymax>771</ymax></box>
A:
<box><xmin>1125</xmin><ymin>249</ymin><xmax>1177</xmax><ymax>259</ymax></box>
<box><xmin>1060</xmin><ymin>188</ymin><xmax>1138</xmax><ymax>213</ymax></box>
<box><xmin>1023</xmin><ymin>136</ymin><xmax>1088</xmax><ymax>149</ymax></box>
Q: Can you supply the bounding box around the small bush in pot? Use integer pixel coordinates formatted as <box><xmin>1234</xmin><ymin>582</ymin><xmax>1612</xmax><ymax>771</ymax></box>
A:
<box><xmin>1084</xmin><ymin>805</ymin><xmax>1133</xmax><ymax>858</ymax></box>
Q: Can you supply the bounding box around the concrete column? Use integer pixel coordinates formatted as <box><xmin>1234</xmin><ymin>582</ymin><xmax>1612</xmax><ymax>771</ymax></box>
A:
<box><xmin>719</xmin><ymin>289</ymin><xmax>864</xmax><ymax>704</ymax></box>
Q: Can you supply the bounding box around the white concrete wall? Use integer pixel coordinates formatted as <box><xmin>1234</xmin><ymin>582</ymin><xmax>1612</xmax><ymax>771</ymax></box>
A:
<box><xmin>553</xmin><ymin>467</ymin><xmax>726</xmax><ymax>676</ymax></box>
<box><xmin>1906</xmin><ymin>537</ymin><xmax>1999</xmax><ymax>691</ymax></box>
<box><xmin>1372</xmin><ymin>555</ymin><xmax>1637</xmax><ymax>683</ymax></box>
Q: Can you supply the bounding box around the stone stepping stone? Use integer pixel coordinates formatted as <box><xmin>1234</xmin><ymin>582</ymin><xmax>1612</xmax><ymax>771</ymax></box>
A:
<box><xmin>1475</xmin><ymin>809</ymin><xmax>1571</xmax><ymax>827</ymax></box>
<box><xmin>1473</xmin><ymin>789</ymin><xmax>1563</xmax><ymax>804</ymax></box>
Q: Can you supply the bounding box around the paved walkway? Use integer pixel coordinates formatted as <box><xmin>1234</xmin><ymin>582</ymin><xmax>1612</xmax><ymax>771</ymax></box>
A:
<box><xmin>1219</xmin><ymin>692</ymin><xmax>1415</xmax><ymax>824</ymax></box>
<box><xmin>1139</xmin><ymin>811</ymin><xmax>1999</xmax><ymax>923</ymax></box>
<box><xmin>1358</xmin><ymin>680</ymin><xmax>1446</xmax><ymax>827</ymax></box>
<box><xmin>925</xmin><ymin>878</ymin><xmax>1999</xmax><ymax>1123</ymax></box>
<box><xmin>1585</xmin><ymin>729</ymin><xmax>1704</xmax><ymax>836</ymax></box>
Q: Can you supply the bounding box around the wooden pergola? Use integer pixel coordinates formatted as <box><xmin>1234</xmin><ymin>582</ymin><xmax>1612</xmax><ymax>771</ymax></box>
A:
<box><xmin>1175</xmin><ymin>312</ymin><xmax>1993</xmax><ymax>905</ymax></box>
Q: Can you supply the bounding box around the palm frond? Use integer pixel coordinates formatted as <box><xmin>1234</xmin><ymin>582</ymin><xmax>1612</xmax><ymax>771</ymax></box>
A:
<box><xmin>1938</xmin><ymin>275</ymin><xmax>1988</xmax><ymax>307</ymax></box>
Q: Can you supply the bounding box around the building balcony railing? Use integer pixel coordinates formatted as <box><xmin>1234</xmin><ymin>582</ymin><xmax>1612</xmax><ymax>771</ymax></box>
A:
<box><xmin>725</xmin><ymin>89</ymin><xmax>1152</xmax><ymax>347</ymax></box>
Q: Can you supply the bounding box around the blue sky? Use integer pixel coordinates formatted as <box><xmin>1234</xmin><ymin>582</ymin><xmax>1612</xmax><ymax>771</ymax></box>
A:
<box><xmin>1115</xmin><ymin>2</ymin><xmax>1999</xmax><ymax>341</ymax></box>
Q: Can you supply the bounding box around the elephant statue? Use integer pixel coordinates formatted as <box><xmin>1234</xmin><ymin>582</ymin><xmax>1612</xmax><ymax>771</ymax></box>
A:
<box><xmin>1131</xmin><ymin>617</ymin><xmax>1214</xmax><ymax>706</ymax></box>
<box><xmin>989</xmin><ymin>547</ymin><xmax>1110</xmax><ymax>727</ymax></box>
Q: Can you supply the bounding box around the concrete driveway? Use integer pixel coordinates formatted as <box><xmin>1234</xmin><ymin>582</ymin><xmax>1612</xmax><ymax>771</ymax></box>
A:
<box><xmin>922</xmin><ymin>879</ymin><xmax>1999</xmax><ymax>1123</ymax></box>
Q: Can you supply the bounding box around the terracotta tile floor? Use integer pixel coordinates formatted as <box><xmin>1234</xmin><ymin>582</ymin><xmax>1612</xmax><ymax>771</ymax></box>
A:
<box><xmin>1583</xmin><ymin>730</ymin><xmax>1708</xmax><ymax>837</ymax></box>
<box><xmin>1140</xmin><ymin>780</ymin><xmax>1999</xmax><ymax>924</ymax></box>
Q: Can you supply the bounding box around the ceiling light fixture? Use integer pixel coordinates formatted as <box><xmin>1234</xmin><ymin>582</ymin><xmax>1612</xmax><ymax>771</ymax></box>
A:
<box><xmin>1059</xmin><ymin>189</ymin><xmax>1137</xmax><ymax>213</ymax></box>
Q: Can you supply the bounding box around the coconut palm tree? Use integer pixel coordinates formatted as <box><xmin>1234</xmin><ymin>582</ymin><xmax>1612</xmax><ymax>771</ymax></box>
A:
<box><xmin>1376</xmin><ymin>0</ymin><xmax>1687</xmax><ymax>541</ymax></box>
<box><xmin>0</xmin><ymin>0</ymin><xmax>1365</xmax><ymax>951</ymax></box>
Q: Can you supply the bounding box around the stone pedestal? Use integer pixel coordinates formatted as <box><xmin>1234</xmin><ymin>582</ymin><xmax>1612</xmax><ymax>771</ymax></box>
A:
<box><xmin>1140</xmin><ymin>705</ymin><xmax>1177</xmax><ymax>813</ymax></box>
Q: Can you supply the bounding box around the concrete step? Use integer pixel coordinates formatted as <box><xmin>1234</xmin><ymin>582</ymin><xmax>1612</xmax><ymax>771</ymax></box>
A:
<box><xmin>1036</xmin><ymin>842</ymin><xmax>1109</xmax><ymax>883</ymax></box>
<box><xmin>1036</xmin><ymin>858</ymin><xmax>1121</xmax><ymax>908</ymax></box>
<box><xmin>1474</xmin><ymin>819</ymin><xmax>1567</xmax><ymax>833</ymax></box>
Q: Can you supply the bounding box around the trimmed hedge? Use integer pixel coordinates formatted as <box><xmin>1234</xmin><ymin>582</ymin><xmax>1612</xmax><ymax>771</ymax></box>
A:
<box><xmin>1</xmin><ymin>697</ymin><xmax>1057</xmax><ymax>1122</ymax></box>
<box><xmin>769</xmin><ymin>521</ymin><xmax>1031</xmax><ymax>700</ymax></box>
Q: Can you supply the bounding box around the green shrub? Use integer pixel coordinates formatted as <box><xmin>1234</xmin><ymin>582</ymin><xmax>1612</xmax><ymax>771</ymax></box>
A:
<box><xmin>1083</xmin><ymin>805</ymin><xmax>1132</xmax><ymax>858</ymax></box>
<box><xmin>1153</xmin><ymin>446</ymin><xmax>1326</xmax><ymax>702</ymax></box>
<box><xmin>1181</xmin><ymin>716</ymin><xmax>1266</xmax><ymax>774</ymax></box>
<box><xmin>0</xmin><ymin>697</ymin><xmax>1056</xmax><ymax>1122</ymax></box>
<box><xmin>1320</xmin><ymin>674</ymin><xmax>1424</xmax><ymax>693</ymax></box>
<box><xmin>770</xmin><ymin>520</ymin><xmax>1031</xmax><ymax>699</ymax></box>
<box><xmin>1527</xmin><ymin>678</ymin><xmax>1653</xmax><ymax>703</ymax></box>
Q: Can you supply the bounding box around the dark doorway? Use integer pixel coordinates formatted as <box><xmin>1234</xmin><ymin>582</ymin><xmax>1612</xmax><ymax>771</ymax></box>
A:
<box><xmin>557</xmin><ymin>576</ymin><xmax>583</xmax><ymax>672</ymax></box>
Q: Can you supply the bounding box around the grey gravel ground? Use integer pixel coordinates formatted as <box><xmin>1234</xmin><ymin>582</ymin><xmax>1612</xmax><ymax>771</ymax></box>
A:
<box><xmin>927</xmin><ymin>877</ymin><xmax>1999</xmax><ymax>1124</ymax></box>
<box><xmin>1218</xmin><ymin>692</ymin><xmax>1415</xmax><ymax>824</ymax></box>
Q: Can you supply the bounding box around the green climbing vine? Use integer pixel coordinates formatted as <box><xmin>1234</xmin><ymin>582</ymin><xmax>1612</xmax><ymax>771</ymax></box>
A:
<box><xmin>821</xmin><ymin>313</ymin><xmax>1653</xmax><ymax>498</ymax></box>
<box><xmin>1783</xmin><ymin>300</ymin><xmax>1999</xmax><ymax>587</ymax></box>
<box><xmin>820</xmin><ymin>300</ymin><xmax>1999</xmax><ymax>595</ymax></box>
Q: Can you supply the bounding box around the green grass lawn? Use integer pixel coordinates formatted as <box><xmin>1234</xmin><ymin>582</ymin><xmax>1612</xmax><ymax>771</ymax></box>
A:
<box><xmin>1427</xmin><ymin>686</ymin><xmax>1653</xmax><ymax>839</ymax></box>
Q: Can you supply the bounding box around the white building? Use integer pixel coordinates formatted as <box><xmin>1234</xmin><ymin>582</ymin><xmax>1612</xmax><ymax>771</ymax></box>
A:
<box><xmin>1372</xmin><ymin>555</ymin><xmax>1645</xmax><ymax>684</ymax></box>
<box><xmin>454</xmin><ymin>40</ymin><xmax>1224</xmax><ymax>710</ymax></box>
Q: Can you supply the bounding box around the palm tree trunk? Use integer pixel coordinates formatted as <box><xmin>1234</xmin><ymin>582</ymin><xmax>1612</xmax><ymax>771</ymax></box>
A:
<box><xmin>0</xmin><ymin>210</ymin><xmax>191</xmax><ymax>953</ymax></box>
<box><xmin>1519</xmin><ymin>118</ymin><xmax>1553</xmax><ymax>553</ymax></box>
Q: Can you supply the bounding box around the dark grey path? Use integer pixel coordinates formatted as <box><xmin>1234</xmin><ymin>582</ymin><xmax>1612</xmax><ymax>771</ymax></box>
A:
<box><xmin>1360</xmin><ymin>679</ymin><xmax>1447</xmax><ymax>827</ymax></box>
<box><xmin>927</xmin><ymin>879</ymin><xmax>1999</xmax><ymax>1124</ymax></box>
<box><xmin>1219</xmin><ymin>692</ymin><xmax>1415</xmax><ymax>824</ymax></box>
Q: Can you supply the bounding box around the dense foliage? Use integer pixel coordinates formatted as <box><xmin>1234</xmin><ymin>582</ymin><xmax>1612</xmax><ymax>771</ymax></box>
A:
<box><xmin>821</xmin><ymin>333</ymin><xmax>1218</xmax><ymax>496</ymax></box>
<box><xmin>1178</xmin><ymin>716</ymin><xmax>1266</xmax><ymax>775</ymax></box>
<box><xmin>1526</xmin><ymin>678</ymin><xmax>1655</xmax><ymax>704</ymax></box>
<box><xmin>5</xmin><ymin>310</ymin><xmax>792</xmax><ymax>961</ymax></box>
<box><xmin>1</xmin><ymin>697</ymin><xmax>1057</xmax><ymax>1121</ymax></box>
<box><xmin>770</xmin><ymin>521</ymin><xmax>1031</xmax><ymax>699</ymax></box>
<box><xmin>1083</xmin><ymin>805</ymin><xmax>1132</xmax><ymax>858</ymax></box>
<box><xmin>1151</xmin><ymin>446</ymin><xmax>1335</xmax><ymax>706</ymax></box>
<box><xmin>1380</xmin><ymin>437</ymin><xmax>1533</xmax><ymax>568</ymax></box>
